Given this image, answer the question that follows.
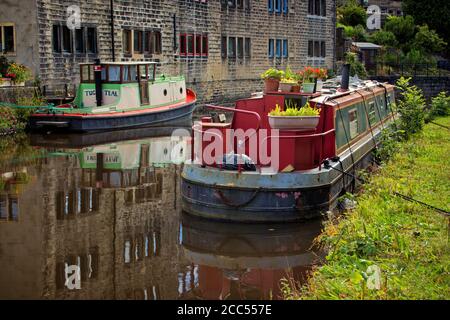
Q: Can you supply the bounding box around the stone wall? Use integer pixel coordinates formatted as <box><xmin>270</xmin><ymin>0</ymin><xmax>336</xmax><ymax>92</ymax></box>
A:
<box><xmin>371</xmin><ymin>76</ymin><xmax>450</xmax><ymax>102</ymax></box>
<box><xmin>0</xmin><ymin>86</ymin><xmax>37</xmax><ymax>104</ymax></box>
<box><xmin>27</xmin><ymin>0</ymin><xmax>336</xmax><ymax>105</ymax></box>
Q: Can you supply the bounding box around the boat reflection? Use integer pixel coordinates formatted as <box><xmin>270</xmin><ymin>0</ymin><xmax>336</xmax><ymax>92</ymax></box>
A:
<box><xmin>180</xmin><ymin>213</ymin><xmax>323</xmax><ymax>300</ymax></box>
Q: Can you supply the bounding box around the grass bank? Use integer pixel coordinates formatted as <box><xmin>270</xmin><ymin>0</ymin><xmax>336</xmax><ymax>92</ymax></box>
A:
<box><xmin>284</xmin><ymin>116</ymin><xmax>450</xmax><ymax>300</ymax></box>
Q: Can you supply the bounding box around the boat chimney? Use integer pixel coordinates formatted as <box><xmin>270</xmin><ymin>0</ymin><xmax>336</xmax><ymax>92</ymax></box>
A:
<box><xmin>340</xmin><ymin>63</ymin><xmax>350</xmax><ymax>92</ymax></box>
<box><xmin>94</xmin><ymin>59</ymin><xmax>103</xmax><ymax>107</ymax></box>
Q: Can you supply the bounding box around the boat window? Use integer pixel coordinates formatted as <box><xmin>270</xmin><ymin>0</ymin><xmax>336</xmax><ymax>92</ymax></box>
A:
<box><xmin>349</xmin><ymin>108</ymin><xmax>358</xmax><ymax>139</ymax></box>
<box><xmin>368</xmin><ymin>102</ymin><xmax>376</xmax><ymax>125</ymax></box>
<box><xmin>123</xmin><ymin>66</ymin><xmax>130</xmax><ymax>82</ymax></box>
<box><xmin>81</xmin><ymin>65</ymin><xmax>90</xmax><ymax>82</ymax></box>
<box><xmin>109</xmin><ymin>66</ymin><xmax>121</xmax><ymax>82</ymax></box>
<box><xmin>101</xmin><ymin>67</ymin><xmax>106</xmax><ymax>81</ymax></box>
<box><xmin>130</xmin><ymin>65</ymin><xmax>138</xmax><ymax>81</ymax></box>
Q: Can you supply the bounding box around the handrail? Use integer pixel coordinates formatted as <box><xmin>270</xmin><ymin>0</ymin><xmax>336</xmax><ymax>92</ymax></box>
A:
<box><xmin>205</xmin><ymin>104</ymin><xmax>261</xmax><ymax>132</ymax></box>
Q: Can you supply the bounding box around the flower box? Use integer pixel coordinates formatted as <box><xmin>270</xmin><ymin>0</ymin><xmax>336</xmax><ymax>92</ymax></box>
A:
<box><xmin>0</xmin><ymin>78</ymin><xmax>25</xmax><ymax>87</ymax></box>
<box><xmin>302</xmin><ymin>82</ymin><xmax>315</xmax><ymax>93</ymax></box>
<box><xmin>268</xmin><ymin>115</ymin><xmax>320</xmax><ymax>131</ymax></box>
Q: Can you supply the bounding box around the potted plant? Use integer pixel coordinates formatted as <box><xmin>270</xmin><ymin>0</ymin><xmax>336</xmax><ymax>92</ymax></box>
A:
<box><xmin>316</xmin><ymin>68</ymin><xmax>328</xmax><ymax>92</ymax></box>
<box><xmin>6</xmin><ymin>63</ymin><xmax>31</xmax><ymax>86</ymax></box>
<box><xmin>268</xmin><ymin>101</ymin><xmax>321</xmax><ymax>130</ymax></box>
<box><xmin>279</xmin><ymin>66</ymin><xmax>299</xmax><ymax>92</ymax></box>
<box><xmin>299</xmin><ymin>67</ymin><xmax>319</xmax><ymax>94</ymax></box>
<box><xmin>261</xmin><ymin>68</ymin><xmax>284</xmax><ymax>93</ymax></box>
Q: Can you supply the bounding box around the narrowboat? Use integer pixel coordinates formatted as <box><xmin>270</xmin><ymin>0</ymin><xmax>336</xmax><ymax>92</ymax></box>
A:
<box><xmin>181</xmin><ymin>69</ymin><xmax>396</xmax><ymax>222</ymax></box>
<box><xmin>29</xmin><ymin>61</ymin><xmax>196</xmax><ymax>132</ymax></box>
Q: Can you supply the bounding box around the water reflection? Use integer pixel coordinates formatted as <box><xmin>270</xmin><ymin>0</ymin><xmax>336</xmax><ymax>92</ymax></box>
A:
<box><xmin>180</xmin><ymin>214</ymin><xmax>322</xmax><ymax>300</ymax></box>
<box><xmin>0</xmin><ymin>129</ymin><xmax>322</xmax><ymax>300</ymax></box>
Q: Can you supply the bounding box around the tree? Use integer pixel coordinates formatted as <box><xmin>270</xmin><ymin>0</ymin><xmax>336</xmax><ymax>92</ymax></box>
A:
<box><xmin>342</xmin><ymin>24</ymin><xmax>368</xmax><ymax>42</ymax></box>
<box><xmin>403</xmin><ymin>0</ymin><xmax>450</xmax><ymax>54</ymax></box>
<box><xmin>369</xmin><ymin>30</ymin><xmax>398</xmax><ymax>48</ymax></box>
<box><xmin>384</xmin><ymin>15</ymin><xmax>416</xmax><ymax>49</ymax></box>
<box><xmin>412</xmin><ymin>25</ymin><xmax>447</xmax><ymax>55</ymax></box>
<box><xmin>338</xmin><ymin>0</ymin><xmax>367</xmax><ymax>27</ymax></box>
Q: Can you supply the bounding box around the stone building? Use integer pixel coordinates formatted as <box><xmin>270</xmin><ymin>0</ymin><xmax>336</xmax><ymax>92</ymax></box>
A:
<box><xmin>0</xmin><ymin>0</ymin><xmax>336</xmax><ymax>104</ymax></box>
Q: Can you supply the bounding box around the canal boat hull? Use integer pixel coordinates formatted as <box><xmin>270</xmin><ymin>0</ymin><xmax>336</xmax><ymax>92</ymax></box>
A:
<box><xmin>28</xmin><ymin>98</ymin><xmax>195</xmax><ymax>132</ymax></box>
<box><xmin>182</xmin><ymin>115</ymin><xmax>388</xmax><ymax>223</ymax></box>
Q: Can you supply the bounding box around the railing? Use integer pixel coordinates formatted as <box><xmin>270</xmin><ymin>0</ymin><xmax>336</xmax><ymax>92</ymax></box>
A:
<box><xmin>371</xmin><ymin>63</ymin><xmax>450</xmax><ymax>77</ymax></box>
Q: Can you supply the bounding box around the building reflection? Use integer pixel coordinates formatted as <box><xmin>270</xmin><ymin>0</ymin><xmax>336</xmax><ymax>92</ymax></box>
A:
<box><xmin>0</xmin><ymin>131</ymin><xmax>192</xmax><ymax>299</ymax></box>
<box><xmin>179</xmin><ymin>214</ymin><xmax>323</xmax><ymax>300</ymax></box>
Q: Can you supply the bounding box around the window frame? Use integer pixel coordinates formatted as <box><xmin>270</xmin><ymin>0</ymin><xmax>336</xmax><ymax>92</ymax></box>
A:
<box><xmin>0</xmin><ymin>23</ymin><xmax>16</xmax><ymax>55</ymax></box>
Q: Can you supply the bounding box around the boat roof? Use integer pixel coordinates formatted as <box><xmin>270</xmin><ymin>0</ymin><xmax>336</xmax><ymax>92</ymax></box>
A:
<box><xmin>79</xmin><ymin>61</ymin><xmax>157</xmax><ymax>66</ymax></box>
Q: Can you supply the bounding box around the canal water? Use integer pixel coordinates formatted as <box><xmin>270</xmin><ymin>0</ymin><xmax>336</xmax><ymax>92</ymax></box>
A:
<box><xmin>0</xmin><ymin>129</ymin><xmax>323</xmax><ymax>300</ymax></box>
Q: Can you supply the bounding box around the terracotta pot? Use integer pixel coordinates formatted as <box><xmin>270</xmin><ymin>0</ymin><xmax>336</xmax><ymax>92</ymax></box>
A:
<box><xmin>268</xmin><ymin>115</ymin><xmax>320</xmax><ymax>131</ymax></box>
<box><xmin>264</xmin><ymin>78</ymin><xmax>280</xmax><ymax>93</ymax></box>
<box><xmin>291</xmin><ymin>85</ymin><xmax>301</xmax><ymax>93</ymax></box>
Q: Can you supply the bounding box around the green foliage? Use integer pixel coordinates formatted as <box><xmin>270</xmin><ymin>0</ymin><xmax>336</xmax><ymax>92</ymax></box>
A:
<box><xmin>283</xmin><ymin>116</ymin><xmax>450</xmax><ymax>300</ymax></box>
<box><xmin>369</xmin><ymin>30</ymin><xmax>398</xmax><ymax>48</ymax></box>
<box><xmin>428</xmin><ymin>92</ymin><xmax>450</xmax><ymax>120</ymax></box>
<box><xmin>338</xmin><ymin>0</ymin><xmax>367</xmax><ymax>27</ymax></box>
<box><xmin>412</xmin><ymin>25</ymin><xmax>447</xmax><ymax>55</ymax></box>
<box><xmin>402</xmin><ymin>0</ymin><xmax>450</xmax><ymax>53</ymax></box>
<box><xmin>341</xmin><ymin>24</ymin><xmax>368</xmax><ymax>41</ymax></box>
<box><xmin>345</xmin><ymin>52</ymin><xmax>367</xmax><ymax>79</ymax></box>
<box><xmin>394</xmin><ymin>77</ymin><xmax>426</xmax><ymax>139</ymax></box>
<box><xmin>0</xmin><ymin>106</ymin><xmax>20</xmax><ymax>131</ymax></box>
<box><xmin>269</xmin><ymin>102</ymin><xmax>321</xmax><ymax>117</ymax></box>
<box><xmin>261</xmin><ymin>68</ymin><xmax>284</xmax><ymax>81</ymax></box>
<box><xmin>384</xmin><ymin>15</ymin><xmax>416</xmax><ymax>49</ymax></box>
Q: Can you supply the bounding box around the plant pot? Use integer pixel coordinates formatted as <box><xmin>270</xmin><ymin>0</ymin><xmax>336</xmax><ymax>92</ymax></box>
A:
<box><xmin>264</xmin><ymin>78</ymin><xmax>280</xmax><ymax>93</ymax></box>
<box><xmin>268</xmin><ymin>115</ymin><xmax>320</xmax><ymax>131</ymax></box>
<box><xmin>291</xmin><ymin>85</ymin><xmax>301</xmax><ymax>93</ymax></box>
<box><xmin>279</xmin><ymin>82</ymin><xmax>294</xmax><ymax>92</ymax></box>
<box><xmin>302</xmin><ymin>82</ymin><xmax>315</xmax><ymax>93</ymax></box>
<box><xmin>0</xmin><ymin>78</ymin><xmax>11</xmax><ymax>87</ymax></box>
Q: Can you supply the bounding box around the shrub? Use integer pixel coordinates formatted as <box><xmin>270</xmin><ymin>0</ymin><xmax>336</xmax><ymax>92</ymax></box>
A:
<box><xmin>428</xmin><ymin>91</ymin><xmax>450</xmax><ymax>120</ymax></box>
<box><xmin>394</xmin><ymin>77</ymin><xmax>426</xmax><ymax>139</ymax></box>
<box><xmin>345</xmin><ymin>52</ymin><xmax>368</xmax><ymax>79</ymax></box>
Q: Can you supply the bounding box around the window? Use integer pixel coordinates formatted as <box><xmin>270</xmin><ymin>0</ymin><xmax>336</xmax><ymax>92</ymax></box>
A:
<box><xmin>268</xmin><ymin>39</ymin><xmax>274</xmax><ymax>58</ymax></box>
<box><xmin>221</xmin><ymin>36</ymin><xmax>227</xmax><ymax>58</ymax></box>
<box><xmin>275</xmin><ymin>0</ymin><xmax>281</xmax><ymax>13</ymax></box>
<box><xmin>308</xmin><ymin>0</ymin><xmax>326</xmax><ymax>16</ymax></box>
<box><xmin>244</xmin><ymin>38</ymin><xmax>251</xmax><ymax>58</ymax></box>
<box><xmin>144</xmin><ymin>31</ymin><xmax>161</xmax><ymax>54</ymax></box>
<box><xmin>268</xmin><ymin>0</ymin><xmax>273</xmax><ymax>12</ymax></box>
<box><xmin>0</xmin><ymin>24</ymin><xmax>15</xmax><ymax>54</ymax></box>
<box><xmin>237</xmin><ymin>37</ymin><xmax>244</xmax><ymax>59</ymax></box>
<box><xmin>349</xmin><ymin>108</ymin><xmax>358</xmax><ymax>139</ymax></box>
<box><xmin>202</xmin><ymin>35</ymin><xmax>208</xmax><ymax>56</ymax></box>
<box><xmin>86</xmin><ymin>27</ymin><xmax>97</xmax><ymax>53</ymax></box>
<box><xmin>282</xmin><ymin>39</ymin><xmax>288</xmax><ymax>58</ymax></box>
<box><xmin>368</xmin><ymin>102</ymin><xmax>376</xmax><ymax>125</ymax></box>
<box><xmin>53</xmin><ymin>25</ymin><xmax>61</xmax><ymax>52</ymax></box>
<box><xmin>308</xmin><ymin>40</ymin><xmax>326</xmax><ymax>58</ymax></box>
<box><xmin>123</xmin><ymin>29</ymin><xmax>132</xmax><ymax>55</ymax></box>
<box><xmin>134</xmin><ymin>30</ymin><xmax>143</xmax><ymax>54</ymax></box>
<box><xmin>187</xmin><ymin>34</ymin><xmax>194</xmax><ymax>56</ymax></box>
<box><xmin>62</xmin><ymin>26</ymin><xmax>72</xmax><ymax>53</ymax></box>
<box><xmin>180</xmin><ymin>34</ymin><xmax>187</xmax><ymax>56</ymax></box>
<box><xmin>195</xmin><ymin>34</ymin><xmax>202</xmax><ymax>57</ymax></box>
<box><xmin>75</xmin><ymin>28</ymin><xmax>84</xmax><ymax>53</ymax></box>
<box><xmin>276</xmin><ymin>39</ymin><xmax>282</xmax><ymax>58</ymax></box>
<box><xmin>228</xmin><ymin>37</ymin><xmax>236</xmax><ymax>58</ymax></box>
<box><xmin>283</xmin><ymin>0</ymin><xmax>289</xmax><ymax>13</ymax></box>
<box><xmin>153</xmin><ymin>31</ymin><xmax>162</xmax><ymax>54</ymax></box>
<box><xmin>223</xmin><ymin>0</ymin><xmax>249</xmax><ymax>10</ymax></box>
<box><xmin>108</xmin><ymin>66</ymin><xmax>121</xmax><ymax>82</ymax></box>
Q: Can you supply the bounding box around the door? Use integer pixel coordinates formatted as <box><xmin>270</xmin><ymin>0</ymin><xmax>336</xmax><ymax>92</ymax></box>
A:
<box><xmin>139</xmin><ymin>65</ymin><xmax>149</xmax><ymax>105</ymax></box>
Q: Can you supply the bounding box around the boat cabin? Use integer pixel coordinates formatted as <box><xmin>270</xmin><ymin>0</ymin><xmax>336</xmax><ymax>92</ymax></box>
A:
<box><xmin>74</xmin><ymin>62</ymin><xmax>186</xmax><ymax>113</ymax></box>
